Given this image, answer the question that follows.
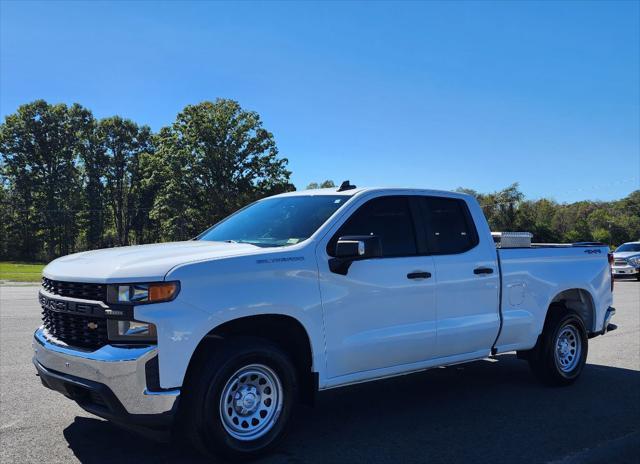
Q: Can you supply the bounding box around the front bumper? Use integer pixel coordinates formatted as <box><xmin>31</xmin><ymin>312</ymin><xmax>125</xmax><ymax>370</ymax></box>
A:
<box><xmin>612</xmin><ymin>265</ymin><xmax>639</xmax><ymax>276</ymax></box>
<box><xmin>32</xmin><ymin>328</ymin><xmax>180</xmax><ymax>429</ymax></box>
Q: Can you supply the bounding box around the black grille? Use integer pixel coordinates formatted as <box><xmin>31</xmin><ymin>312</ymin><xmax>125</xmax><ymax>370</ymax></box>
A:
<box><xmin>614</xmin><ymin>258</ymin><xmax>627</xmax><ymax>266</ymax></box>
<box><xmin>42</xmin><ymin>277</ymin><xmax>107</xmax><ymax>302</ymax></box>
<box><xmin>42</xmin><ymin>306</ymin><xmax>108</xmax><ymax>349</ymax></box>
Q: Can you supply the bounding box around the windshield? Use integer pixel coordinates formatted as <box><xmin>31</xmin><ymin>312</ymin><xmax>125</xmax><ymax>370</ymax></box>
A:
<box><xmin>198</xmin><ymin>195</ymin><xmax>350</xmax><ymax>247</ymax></box>
<box><xmin>615</xmin><ymin>243</ymin><xmax>640</xmax><ymax>253</ymax></box>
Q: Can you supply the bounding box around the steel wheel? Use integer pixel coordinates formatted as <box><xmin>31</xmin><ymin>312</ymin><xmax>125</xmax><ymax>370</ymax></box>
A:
<box><xmin>554</xmin><ymin>324</ymin><xmax>582</xmax><ymax>373</ymax></box>
<box><xmin>219</xmin><ymin>363</ymin><xmax>284</xmax><ymax>441</ymax></box>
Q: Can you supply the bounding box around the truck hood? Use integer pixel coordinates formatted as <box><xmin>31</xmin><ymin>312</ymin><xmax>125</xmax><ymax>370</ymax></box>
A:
<box><xmin>43</xmin><ymin>241</ymin><xmax>263</xmax><ymax>283</ymax></box>
<box><xmin>613</xmin><ymin>252</ymin><xmax>640</xmax><ymax>260</ymax></box>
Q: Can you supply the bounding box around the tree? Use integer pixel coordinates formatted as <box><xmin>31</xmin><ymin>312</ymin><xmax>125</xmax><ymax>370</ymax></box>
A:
<box><xmin>458</xmin><ymin>183</ymin><xmax>523</xmax><ymax>232</ymax></box>
<box><xmin>3</xmin><ymin>98</ymin><xmax>638</xmax><ymax>261</ymax></box>
<box><xmin>306</xmin><ymin>180</ymin><xmax>336</xmax><ymax>189</ymax></box>
<box><xmin>0</xmin><ymin>100</ymin><xmax>89</xmax><ymax>260</ymax></box>
<box><xmin>151</xmin><ymin>99</ymin><xmax>293</xmax><ymax>241</ymax></box>
<box><xmin>0</xmin><ymin>182</ymin><xmax>10</xmax><ymax>258</ymax></box>
<box><xmin>532</xmin><ymin>199</ymin><xmax>562</xmax><ymax>242</ymax></box>
<box><xmin>488</xmin><ymin>183</ymin><xmax>524</xmax><ymax>231</ymax></box>
<box><xmin>133</xmin><ymin>150</ymin><xmax>163</xmax><ymax>244</ymax></box>
<box><xmin>97</xmin><ymin>117</ymin><xmax>154</xmax><ymax>246</ymax></box>
<box><xmin>74</xmin><ymin>109</ymin><xmax>105</xmax><ymax>250</ymax></box>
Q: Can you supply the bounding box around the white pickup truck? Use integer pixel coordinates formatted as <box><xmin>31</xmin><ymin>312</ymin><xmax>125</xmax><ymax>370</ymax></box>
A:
<box><xmin>33</xmin><ymin>184</ymin><xmax>616</xmax><ymax>460</ymax></box>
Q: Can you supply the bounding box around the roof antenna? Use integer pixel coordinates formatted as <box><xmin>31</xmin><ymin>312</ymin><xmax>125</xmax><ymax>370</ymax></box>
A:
<box><xmin>337</xmin><ymin>180</ymin><xmax>357</xmax><ymax>192</ymax></box>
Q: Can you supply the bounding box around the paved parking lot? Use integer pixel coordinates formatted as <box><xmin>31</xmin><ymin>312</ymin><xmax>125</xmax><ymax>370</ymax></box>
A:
<box><xmin>1</xmin><ymin>281</ymin><xmax>638</xmax><ymax>464</ymax></box>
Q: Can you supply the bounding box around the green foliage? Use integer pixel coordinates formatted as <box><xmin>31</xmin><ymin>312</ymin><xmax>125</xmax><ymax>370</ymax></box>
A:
<box><xmin>76</xmin><ymin>109</ymin><xmax>105</xmax><ymax>250</ymax></box>
<box><xmin>0</xmin><ymin>100</ymin><xmax>90</xmax><ymax>259</ymax></box>
<box><xmin>97</xmin><ymin>116</ymin><xmax>154</xmax><ymax>245</ymax></box>
<box><xmin>0</xmin><ymin>99</ymin><xmax>293</xmax><ymax>260</ymax></box>
<box><xmin>1</xmin><ymin>99</ymin><xmax>636</xmax><ymax>262</ymax></box>
<box><xmin>149</xmin><ymin>100</ymin><xmax>293</xmax><ymax>241</ymax></box>
<box><xmin>460</xmin><ymin>184</ymin><xmax>640</xmax><ymax>245</ymax></box>
<box><xmin>306</xmin><ymin>180</ymin><xmax>336</xmax><ymax>189</ymax></box>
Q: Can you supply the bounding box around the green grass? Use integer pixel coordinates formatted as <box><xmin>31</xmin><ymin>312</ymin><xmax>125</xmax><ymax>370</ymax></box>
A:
<box><xmin>0</xmin><ymin>261</ymin><xmax>45</xmax><ymax>282</ymax></box>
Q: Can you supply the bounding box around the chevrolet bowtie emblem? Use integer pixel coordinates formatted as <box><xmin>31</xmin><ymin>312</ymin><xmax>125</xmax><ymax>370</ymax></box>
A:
<box><xmin>87</xmin><ymin>322</ymin><xmax>98</xmax><ymax>330</ymax></box>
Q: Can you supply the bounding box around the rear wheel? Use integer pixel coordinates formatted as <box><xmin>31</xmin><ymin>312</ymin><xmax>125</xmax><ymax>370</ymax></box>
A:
<box><xmin>528</xmin><ymin>307</ymin><xmax>588</xmax><ymax>386</ymax></box>
<box><xmin>181</xmin><ymin>337</ymin><xmax>297</xmax><ymax>460</ymax></box>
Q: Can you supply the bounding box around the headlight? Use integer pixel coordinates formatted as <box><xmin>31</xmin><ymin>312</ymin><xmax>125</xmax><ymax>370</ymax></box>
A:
<box><xmin>107</xmin><ymin>319</ymin><xmax>157</xmax><ymax>343</ymax></box>
<box><xmin>107</xmin><ymin>281</ymin><xmax>179</xmax><ymax>305</ymax></box>
<box><xmin>628</xmin><ymin>257</ymin><xmax>640</xmax><ymax>266</ymax></box>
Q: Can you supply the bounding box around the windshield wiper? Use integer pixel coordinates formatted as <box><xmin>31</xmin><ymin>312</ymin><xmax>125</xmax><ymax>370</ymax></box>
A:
<box><xmin>221</xmin><ymin>239</ymin><xmax>263</xmax><ymax>247</ymax></box>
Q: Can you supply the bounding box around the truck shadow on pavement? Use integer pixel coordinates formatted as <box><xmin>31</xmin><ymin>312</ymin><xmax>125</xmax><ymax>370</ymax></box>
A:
<box><xmin>62</xmin><ymin>354</ymin><xmax>640</xmax><ymax>464</ymax></box>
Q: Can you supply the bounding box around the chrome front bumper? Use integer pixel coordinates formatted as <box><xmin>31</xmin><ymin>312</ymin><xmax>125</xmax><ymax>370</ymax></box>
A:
<box><xmin>612</xmin><ymin>265</ymin><xmax>639</xmax><ymax>276</ymax></box>
<box><xmin>32</xmin><ymin>328</ymin><xmax>179</xmax><ymax>418</ymax></box>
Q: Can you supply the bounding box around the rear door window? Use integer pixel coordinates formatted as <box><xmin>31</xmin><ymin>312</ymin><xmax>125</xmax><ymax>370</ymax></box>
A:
<box><xmin>420</xmin><ymin>197</ymin><xmax>479</xmax><ymax>254</ymax></box>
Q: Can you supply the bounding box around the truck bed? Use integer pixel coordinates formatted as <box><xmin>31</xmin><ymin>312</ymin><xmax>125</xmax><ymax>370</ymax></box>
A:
<box><xmin>494</xmin><ymin>244</ymin><xmax>612</xmax><ymax>353</ymax></box>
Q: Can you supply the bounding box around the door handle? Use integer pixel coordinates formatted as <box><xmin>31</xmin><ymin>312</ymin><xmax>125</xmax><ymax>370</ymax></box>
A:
<box><xmin>473</xmin><ymin>267</ymin><xmax>494</xmax><ymax>275</ymax></box>
<box><xmin>407</xmin><ymin>271</ymin><xmax>431</xmax><ymax>279</ymax></box>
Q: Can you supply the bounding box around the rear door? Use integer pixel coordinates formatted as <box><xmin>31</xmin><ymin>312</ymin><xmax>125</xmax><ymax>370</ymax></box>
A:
<box><xmin>417</xmin><ymin>196</ymin><xmax>500</xmax><ymax>358</ymax></box>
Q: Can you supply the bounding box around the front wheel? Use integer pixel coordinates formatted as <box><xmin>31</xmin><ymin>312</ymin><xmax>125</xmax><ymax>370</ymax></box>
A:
<box><xmin>528</xmin><ymin>308</ymin><xmax>588</xmax><ymax>386</ymax></box>
<box><xmin>181</xmin><ymin>337</ymin><xmax>297</xmax><ymax>460</ymax></box>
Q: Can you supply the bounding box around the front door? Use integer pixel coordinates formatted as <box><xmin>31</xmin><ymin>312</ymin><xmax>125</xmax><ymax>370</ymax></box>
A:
<box><xmin>317</xmin><ymin>195</ymin><xmax>437</xmax><ymax>379</ymax></box>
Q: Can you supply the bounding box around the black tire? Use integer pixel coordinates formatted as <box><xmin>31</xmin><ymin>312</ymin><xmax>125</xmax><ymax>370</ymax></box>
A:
<box><xmin>180</xmin><ymin>337</ymin><xmax>297</xmax><ymax>461</ymax></box>
<box><xmin>528</xmin><ymin>306</ymin><xmax>588</xmax><ymax>386</ymax></box>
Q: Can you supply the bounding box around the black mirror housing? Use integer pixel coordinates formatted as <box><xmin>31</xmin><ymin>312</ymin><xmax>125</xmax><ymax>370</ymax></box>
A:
<box><xmin>330</xmin><ymin>235</ymin><xmax>382</xmax><ymax>275</ymax></box>
<box><xmin>335</xmin><ymin>235</ymin><xmax>382</xmax><ymax>259</ymax></box>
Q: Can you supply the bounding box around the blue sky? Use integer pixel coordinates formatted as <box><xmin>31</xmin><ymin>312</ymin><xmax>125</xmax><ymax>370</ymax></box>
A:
<box><xmin>1</xmin><ymin>1</ymin><xmax>638</xmax><ymax>202</ymax></box>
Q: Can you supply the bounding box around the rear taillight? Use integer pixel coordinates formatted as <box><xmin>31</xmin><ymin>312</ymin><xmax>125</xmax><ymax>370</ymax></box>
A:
<box><xmin>608</xmin><ymin>253</ymin><xmax>614</xmax><ymax>291</ymax></box>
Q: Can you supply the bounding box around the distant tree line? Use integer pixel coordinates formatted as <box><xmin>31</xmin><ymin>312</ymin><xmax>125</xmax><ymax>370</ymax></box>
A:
<box><xmin>456</xmin><ymin>184</ymin><xmax>639</xmax><ymax>245</ymax></box>
<box><xmin>0</xmin><ymin>99</ymin><xmax>293</xmax><ymax>262</ymax></box>
<box><xmin>1</xmin><ymin>100</ymin><xmax>638</xmax><ymax>263</ymax></box>
<box><xmin>306</xmin><ymin>180</ymin><xmax>336</xmax><ymax>190</ymax></box>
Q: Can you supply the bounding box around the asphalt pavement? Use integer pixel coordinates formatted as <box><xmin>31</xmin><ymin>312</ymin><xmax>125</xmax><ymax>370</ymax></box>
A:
<box><xmin>1</xmin><ymin>281</ymin><xmax>638</xmax><ymax>464</ymax></box>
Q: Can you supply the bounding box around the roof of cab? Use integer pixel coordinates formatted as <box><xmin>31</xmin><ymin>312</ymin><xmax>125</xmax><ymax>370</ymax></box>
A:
<box><xmin>271</xmin><ymin>187</ymin><xmax>368</xmax><ymax>197</ymax></box>
<box><xmin>270</xmin><ymin>186</ymin><xmax>473</xmax><ymax>199</ymax></box>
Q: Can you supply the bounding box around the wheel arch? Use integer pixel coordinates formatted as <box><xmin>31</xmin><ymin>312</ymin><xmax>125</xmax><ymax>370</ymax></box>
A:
<box><xmin>548</xmin><ymin>288</ymin><xmax>596</xmax><ymax>333</ymax></box>
<box><xmin>183</xmin><ymin>314</ymin><xmax>317</xmax><ymax>405</ymax></box>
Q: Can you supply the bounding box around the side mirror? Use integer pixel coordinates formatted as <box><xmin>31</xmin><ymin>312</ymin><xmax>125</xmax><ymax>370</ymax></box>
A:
<box><xmin>330</xmin><ymin>235</ymin><xmax>381</xmax><ymax>275</ymax></box>
<box><xmin>334</xmin><ymin>235</ymin><xmax>382</xmax><ymax>259</ymax></box>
